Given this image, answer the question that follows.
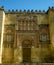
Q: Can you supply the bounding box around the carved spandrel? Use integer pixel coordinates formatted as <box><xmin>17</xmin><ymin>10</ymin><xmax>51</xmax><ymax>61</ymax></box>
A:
<box><xmin>22</xmin><ymin>40</ymin><xmax>32</xmax><ymax>48</ymax></box>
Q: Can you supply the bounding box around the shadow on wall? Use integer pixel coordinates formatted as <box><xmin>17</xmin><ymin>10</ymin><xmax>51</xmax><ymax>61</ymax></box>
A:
<box><xmin>42</xmin><ymin>48</ymin><xmax>54</xmax><ymax>63</ymax></box>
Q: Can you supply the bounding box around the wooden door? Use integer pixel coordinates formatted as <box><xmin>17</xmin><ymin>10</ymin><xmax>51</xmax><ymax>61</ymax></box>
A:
<box><xmin>23</xmin><ymin>48</ymin><xmax>31</xmax><ymax>62</ymax></box>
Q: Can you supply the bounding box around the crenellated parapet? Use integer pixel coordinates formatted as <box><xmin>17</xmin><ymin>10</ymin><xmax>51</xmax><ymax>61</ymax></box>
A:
<box><xmin>5</xmin><ymin>9</ymin><xmax>46</xmax><ymax>14</ymax></box>
<box><xmin>48</xmin><ymin>6</ymin><xmax>54</xmax><ymax>10</ymax></box>
<box><xmin>0</xmin><ymin>6</ymin><xmax>4</xmax><ymax>10</ymax></box>
<box><xmin>0</xmin><ymin>6</ymin><xmax>54</xmax><ymax>14</ymax></box>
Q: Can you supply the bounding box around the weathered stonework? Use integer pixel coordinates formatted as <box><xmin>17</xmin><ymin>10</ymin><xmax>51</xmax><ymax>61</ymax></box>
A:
<box><xmin>0</xmin><ymin>6</ymin><xmax>54</xmax><ymax>64</ymax></box>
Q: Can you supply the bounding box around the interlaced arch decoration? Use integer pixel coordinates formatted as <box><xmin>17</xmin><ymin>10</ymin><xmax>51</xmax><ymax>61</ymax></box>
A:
<box><xmin>16</xmin><ymin>15</ymin><xmax>38</xmax><ymax>31</ymax></box>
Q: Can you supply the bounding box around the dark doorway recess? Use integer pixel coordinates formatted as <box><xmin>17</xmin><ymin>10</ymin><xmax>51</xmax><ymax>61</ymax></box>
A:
<box><xmin>22</xmin><ymin>39</ymin><xmax>32</xmax><ymax>62</ymax></box>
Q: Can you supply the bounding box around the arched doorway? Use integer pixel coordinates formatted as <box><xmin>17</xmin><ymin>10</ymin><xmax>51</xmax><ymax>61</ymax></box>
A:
<box><xmin>22</xmin><ymin>39</ymin><xmax>32</xmax><ymax>62</ymax></box>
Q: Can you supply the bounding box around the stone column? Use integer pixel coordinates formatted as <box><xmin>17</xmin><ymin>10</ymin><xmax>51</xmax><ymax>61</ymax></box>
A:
<box><xmin>0</xmin><ymin>7</ymin><xmax>5</xmax><ymax>63</ymax></box>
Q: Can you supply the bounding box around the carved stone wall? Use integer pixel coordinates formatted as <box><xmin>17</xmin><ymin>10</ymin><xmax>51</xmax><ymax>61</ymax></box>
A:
<box><xmin>1</xmin><ymin>7</ymin><xmax>54</xmax><ymax>64</ymax></box>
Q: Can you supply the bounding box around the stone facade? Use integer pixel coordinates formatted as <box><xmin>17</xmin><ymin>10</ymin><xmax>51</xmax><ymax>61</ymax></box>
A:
<box><xmin>0</xmin><ymin>6</ymin><xmax>54</xmax><ymax>64</ymax></box>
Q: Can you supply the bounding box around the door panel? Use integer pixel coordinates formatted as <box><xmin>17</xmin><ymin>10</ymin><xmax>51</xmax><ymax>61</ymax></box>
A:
<box><xmin>22</xmin><ymin>39</ymin><xmax>32</xmax><ymax>62</ymax></box>
<box><xmin>23</xmin><ymin>48</ymin><xmax>31</xmax><ymax>62</ymax></box>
